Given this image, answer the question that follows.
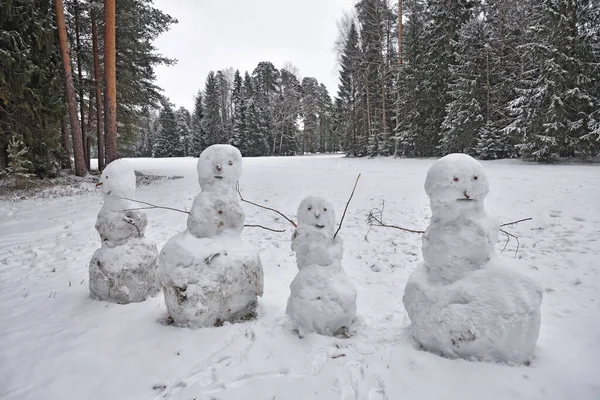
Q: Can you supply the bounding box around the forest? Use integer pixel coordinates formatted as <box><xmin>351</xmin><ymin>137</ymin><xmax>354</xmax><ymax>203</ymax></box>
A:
<box><xmin>1</xmin><ymin>0</ymin><xmax>599</xmax><ymax>183</ymax></box>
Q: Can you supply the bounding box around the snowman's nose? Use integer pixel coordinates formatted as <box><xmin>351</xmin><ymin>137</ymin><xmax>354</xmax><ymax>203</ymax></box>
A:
<box><xmin>463</xmin><ymin>191</ymin><xmax>470</xmax><ymax>199</ymax></box>
<box><xmin>315</xmin><ymin>212</ymin><xmax>320</xmax><ymax>218</ymax></box>
<box><xmin>216</xmin><ymin>163</ymin><xmax>222</xmax><ymax>171</ymax></box>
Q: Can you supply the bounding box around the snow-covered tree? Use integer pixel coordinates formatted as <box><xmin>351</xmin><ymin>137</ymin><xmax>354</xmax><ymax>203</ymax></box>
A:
<box><xmin>190</xmin><ymin>91</ymin><xmax>205</xmax><ymax>156</ymax></box>
<box><xmin>153</xmin><ymin>102</ymin><xmax>183</xmax><ymax>157</ymax></box>
<box><xmin>174</xmin><ymin>107</ymin><xmax>192</xmax><ymax>156</ymax></box>
<box><xmin>1</xmin><ymin>134</ymin><xmax>33</xmax><ymax>188</ymax></box>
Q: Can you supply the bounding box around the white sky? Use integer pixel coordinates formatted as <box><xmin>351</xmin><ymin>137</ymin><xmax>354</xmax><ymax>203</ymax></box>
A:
<box><xmin>153</xmin><ymin>0</ymin><xmax>357</xmax><ymax>111</ymax></box>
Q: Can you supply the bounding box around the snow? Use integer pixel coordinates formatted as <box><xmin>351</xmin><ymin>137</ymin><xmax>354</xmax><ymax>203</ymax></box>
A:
<box><xmin>1</xmin><ymin>155</ymin><xmax>599</xmax><ymax>399</ymax></box>
<box><xmin>286</xmin><ymin>196</ymin><xmax>357</xmax><ymax>336</ymax></box>
<box><xmin>158</xmin><ymin>145</ymin><xmax>264</xmax><ymax>327</ymax></box>
<box><xmin>89</xmin><ymin>159</ymin><xmax>160</xmax><ymax>304</ymax></box>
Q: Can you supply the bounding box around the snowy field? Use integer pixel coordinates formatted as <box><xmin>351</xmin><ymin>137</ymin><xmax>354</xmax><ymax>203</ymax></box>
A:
<box><xmin>1</xmin><ymin>155</ymin><xmax>599</xmax><ymax>400</ymax></box>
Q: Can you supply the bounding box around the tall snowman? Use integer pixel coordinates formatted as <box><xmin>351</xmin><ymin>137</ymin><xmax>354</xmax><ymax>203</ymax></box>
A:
<box><xmin>89</xmin><ymin>159</ymin><xmax>160</xmax><ymax>304</ymax></box>
<box><xmin>403</xmin><ymin>153</ymin><xmax>543</xmax><ymax>364</ymax></box>
<box><xmin>286</xmin><ymin>196</ymin><xmax>357</xmax><ymax>337</ymax></box>
<box><xmin>158</xmin><ymin>144</ymin><xmax>263</xmax><ymax>327</ymax></box>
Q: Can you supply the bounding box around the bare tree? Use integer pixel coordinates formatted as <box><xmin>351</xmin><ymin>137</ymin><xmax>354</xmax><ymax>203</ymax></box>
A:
<box><xmin>55</xmin><ymin>0</ymin><xmax>86</xmax><ymax>176</ymax></box>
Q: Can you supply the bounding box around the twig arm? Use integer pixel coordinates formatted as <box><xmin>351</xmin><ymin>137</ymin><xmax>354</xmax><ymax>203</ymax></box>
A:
<box><xmin>244</xmin><ymin>224</ymin><xmax>286</xmax><ymax>233</ymax></box>
<box><xmin>236</xmin><ymin>184</ymin><xmax>297</xmax><ymax>227</ymax></box>
<box><xmin>500</xmin><ymin>217</ymin><xmax>532</xmax><ymax>227</ymax></box>
<box><xmin>333</xmin><ymin>173</ymin><xmax>361</xmax><ymax>240</ymax></box>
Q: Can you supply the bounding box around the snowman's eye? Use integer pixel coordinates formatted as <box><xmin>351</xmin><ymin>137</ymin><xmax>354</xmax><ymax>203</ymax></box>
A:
<box><xmin>323</xmin><ymin>208</ymin><xmax>327</xmax><ymax>211</ymax></box>
<box><xmin>228</xmin><ymin>160</ymin><xmax>233</xmax><ymax>166</ymax></box>
<box><xmin>473</xmin><ymin>176</ymin><xmax>478</xmax><ymax>180</ymax></box>
<box><xmin>453</xmin><ymin>177</ymin><xmax>459</xmax><ymax>182</ymax></box>
<box><xmin>308</xmin><ymin>206</ymin><xmax>312</xmax><ymax>211</ymax></box>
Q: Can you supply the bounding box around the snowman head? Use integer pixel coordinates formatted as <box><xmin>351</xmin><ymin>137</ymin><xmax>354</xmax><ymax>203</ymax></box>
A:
<box><xmin>297</xmin><ymin>196</ymin><xmax>336</xmax><ymax>235</ymax></box>
<box><xmin>96</xmin><ymin>159</ymin><xmax>136</xmax><ymax>199</ymax></box>
<box><xmin>197</xmin><ymin>144</ymin><xmax>243</xmax><ymax>188</ymax></box>
<box><xmin>425</xmin><ymin>153</ymin><xmax>489</xmax><ymax>207</ymax></box>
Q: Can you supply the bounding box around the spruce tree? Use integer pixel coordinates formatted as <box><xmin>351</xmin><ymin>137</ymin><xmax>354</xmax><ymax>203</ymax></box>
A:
<box><xmin>231</xmin><ymin>70</ymin><xmax>246</xmax><ymax>150</ymax></box>
<box><xmin>202</xmin><ymin>71</ymin><xmax>226</xmax><ymax>147</ymax></box>
<box><xmin>153</xmin><ymin>102</ymin><xmax>183</xmax><ymax>157</ymax></box>
<box><xmin>174</xmin><ymin>107</ymin><xmax>191</xmax><ymax>156</ymax></box>
<box><xmin>190</xmin><ymin>91</ymin><xmax>205</xmax><ymax>156</ymax></box>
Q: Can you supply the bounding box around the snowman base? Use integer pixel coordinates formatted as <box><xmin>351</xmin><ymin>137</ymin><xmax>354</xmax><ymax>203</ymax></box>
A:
<box><xmin>158</xmin><ymin>231</ymin><xmax>264</xmax><ymax>328</ymax></box>
<box><xmin>403</xmin><ymin>259</ymin><xmax>543</xmax><ymax>364</ymax></box>
<box><xmin>286</xmin><ymin>262</ymin><xmax>357</xmax><ymax>336</ymax></box>
<box><xmin>89</xmin><ymin>238</ymin><xmax>160</xmax><ymax>304</ymax></box>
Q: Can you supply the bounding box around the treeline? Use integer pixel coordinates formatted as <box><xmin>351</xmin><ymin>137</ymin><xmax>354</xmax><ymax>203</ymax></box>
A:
<box><xmin>141</xmin><ymin>63</ymin><xmax>337</xmax><ymax>158</ymax></box>
<box><xmin>334</xmin><ymin>0</ymin><xmax>600</xmax><ymax>161</ymax></box>
<box><xmin>0</xmin><ymin>0</ymin><xmax>176</xmax><ymax>177</ymax></box>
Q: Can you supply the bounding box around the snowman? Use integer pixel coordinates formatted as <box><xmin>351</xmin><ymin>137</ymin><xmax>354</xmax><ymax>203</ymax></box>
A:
<box><xmin>89</xmin><ymin>159</ymin><xmax>160</xmax><ymax>304</ymax></box>
<box><xmin>286</xmin><ymin>196</ymin><xmax>357</xmax><ymax>337</ymax></box>
<box><xmin>158</xmin><ymin>144</ymin><xmax>263</xmax><ymax>327</ymax></box>
<box><xmin>403</xmin><ymin>153</ymin><xmax>543</xmax><ymax>364</ymax></box>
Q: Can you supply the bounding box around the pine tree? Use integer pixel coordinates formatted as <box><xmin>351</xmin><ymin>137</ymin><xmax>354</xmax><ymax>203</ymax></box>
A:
<box><xmin>301</xmin><ymin>77</ymin><xmax>320</xmax><ymax>154</ymax></box>
<box><xmin>190</xmin><ymin>91</ymin><xmax>205</xmax><ymax>156</ymax></box>
<box><xmin>507</xmin><ymin>0</ymin><xmax>600</xmax><ymax>161</ymax></box>
<box><xmin>231</xmin><ymin>70</ymin><xmax>246</xmax><ymax>149</ymax></box>
<box><xmin>252</xmin><ymin>62</ymin><xmax>280</xmax><ymax>154</ymax></box>
<box><xmin>153</xmin><ymin>102</ymin><xmax>183</xmax><ymax>157</ymax></box>
<box><xmin>174</xmin><ymin>107</ymin><xmax>191</xmax><ymax>156</ymax></box>
<box><xmin>202</xmin><ymin>71</ymin><xmax>226</xmax><ymax>147</ymax></box>
<box><xmin>1</xmin><ymin>135</ymin><xmax>33</xmax><ymax>188</ymax></box>
<box><xmin>440</xmin><ymin>17</ymin><xmax>487</xmax><ymax>155</ymax></box>
<box><xmin>335</xmin><ymin>21</ymin><xmax>362</xmax><ymax>156</ymax></box>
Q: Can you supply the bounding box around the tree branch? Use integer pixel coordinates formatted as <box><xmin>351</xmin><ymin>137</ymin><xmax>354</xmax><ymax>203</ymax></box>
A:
<box><xmin>333</xmin><ymin>173</ymin><xmax>361</xmax><ymax>240</ymax></box>
<box><xmin>244</xmin><ymin>224</ymin><xmax>286</xmax><ymax>233</ymax></box>
<box><xmin>115</xmin><ymin>196</ymin><xmax>190</xmax><ymax>214</ymax></box>
<box><xmin>500</xmin><ymin>217</ymin><xmax>532</xmax><ymax>227</ymax></box>
<box><xmin>499</xmin><ymin>228</ymin><xmax>520</xmax><ymax>257</ymax></box>
<box><xmin>236</xmin><ymin>183</ymin><xmax>297</xmax><ymax>227</ymax></box>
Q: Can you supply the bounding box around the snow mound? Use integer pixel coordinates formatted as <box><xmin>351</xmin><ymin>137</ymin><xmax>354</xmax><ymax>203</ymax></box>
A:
<box><xmin>89</xmin><ymin>238</ymin><xmax>160</xmax><ymax>304</ymax></box>
<box><xmin>158</xmin><ymin>231</ymin><xmax>263</xmax><ymax>327</ymax></box>
<box><xmin>286</xmin><ymin>196</ymin><xmax>356</xmax><ymax>336</ymax></box>
<box><xmin>403</xmin><ymin>259</ymin><xmax>543</xmax><ymax>364</ymax></box>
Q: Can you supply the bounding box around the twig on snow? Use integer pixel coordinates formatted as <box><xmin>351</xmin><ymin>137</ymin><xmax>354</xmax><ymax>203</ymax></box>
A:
<box><xmin>500</xmin><ymin>217</ymin><xmax>532</xmax><ymax>227</ymax></box>
<box><xmin>124</xmin><ymin>218</ymin><xmax>141</xmax><ymax>237</ymax></box>
<box><xmin>244</xmin><ymin>224</ymin><xmax>286</xmax><ymax>233</ymax></box>
<box><xmin>236</xmin><ymin>183</ymin><xmax>297</xmax><ymax>227</ymax></box>
<box><xmin>333</xmin><ymin>173</ymin><xmax>361</xmax><ymax>240</ymax></box>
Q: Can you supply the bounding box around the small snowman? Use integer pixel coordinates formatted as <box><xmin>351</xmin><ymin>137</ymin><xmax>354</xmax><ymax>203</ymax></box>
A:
<box><xmin>403</xmin><ymin>153</ymin><xmax>543</xmax><ymax>364</ymax></box>
<box><xmin>286</xmin><ymin>196</ymin><xmax>357</xmax><ymax>337</ymax></box>
<box><xmin>158</xmin><ymin>144</ymin><xmax>263</xmax><ymax>327</ymax></box>
<box><xmin>89</xmin><ymin>159</ymin><xmax>160</xmax><ymax>304</ymax></box>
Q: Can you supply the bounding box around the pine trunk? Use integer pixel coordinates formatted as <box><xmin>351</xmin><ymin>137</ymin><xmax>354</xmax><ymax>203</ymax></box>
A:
<box><xmin>74</xmin><ymin>0</ymin><xmax>87</xmax><ymax>166</ymax></box>
<box><xmin>87</xmin><ymin>87</ymin><xmax>94</xmax><ymax>169</ymax></box>
<box><xmin>104</xmin><ymin>0</ymin><xmax>118</xmax><ymax>163</ymax></box>
<box><xmin>60</xmin><ymin>116</ymin><xmax>71</xmax><ymax>169</ymax></box>
<box><xmin>55</xmin><ymin>0</ymin><xmax>86</xmax><ymax>176</ymax></box>
<box><xmin>92</xmin><ymin>11</ymin><xmax>105</xmax><ymax>171</ymax></box>
<box><xmin>398</xmin><ymin>0</ymin><xmax>402</xmax><ymax>65</ymax></box>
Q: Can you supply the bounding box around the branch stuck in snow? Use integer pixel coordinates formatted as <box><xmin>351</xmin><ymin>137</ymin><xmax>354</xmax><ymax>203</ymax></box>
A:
<box><xmin>333</xmin><ymin>173</ymin><xmax>361</xmax><ymax>240</ymax></box>
<box><xmin>236</xmin><ymin>183</ymin><xmax>297</xmax><ymax>227</ymax></box>
<box><xmin>499</xmin><ymin>228</ymin><xmax>520</xmax><ymax>258</ymax></box>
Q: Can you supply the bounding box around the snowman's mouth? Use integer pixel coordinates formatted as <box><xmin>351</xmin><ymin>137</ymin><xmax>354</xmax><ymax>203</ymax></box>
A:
<box><xmin>316</xmin><ymin>224</ymin><xmax>325</xmax><ymax>229</ymax></box>
<box><xmin>214</xmin><ymin>176</ymin><xmax>224</xmax><ymax>179</ymax></box>
<box><xmin>95</xmin><ymin>182</ymin><xmax>103</xmax><ymax>188</ymax></box>
<box><xmin>457</xmin><ymin>198</ymin><xmax>474</xmax><ymax>201</ymax></box>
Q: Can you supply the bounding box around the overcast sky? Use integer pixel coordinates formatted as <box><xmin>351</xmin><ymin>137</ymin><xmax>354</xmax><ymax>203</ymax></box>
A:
<box><xmin>153</xmin><ymin>0</ymin><xmax>357</xmax><ymax>111</ymax></box>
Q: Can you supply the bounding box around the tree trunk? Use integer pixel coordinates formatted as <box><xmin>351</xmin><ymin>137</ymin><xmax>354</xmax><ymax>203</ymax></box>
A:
<box><xmin>55</xmin><ymin>0</ymin><xmax>86</xmax><ymax>176</ymax></box>
<box><xmin>87</xmin><ymin>87</ymin><xmax>94</xmax><ymax>169</ymax></box>
<box><xmin>74</xmin><ymin>0</ymin><xmax>87</xmax><ymax>167</ymax></box>
<box><xmin>104</xmin><ymin>0</ymin><xmax>118</xmax><ymax>163</ymax></box>
<box><xmin>398</xmin><ymin>0</ymin><xmax>403</xmax><ymax>65</ymax></box>
<box><xmin>60</xmin><ymin>116</ymin><xmax>71</xmax><ymax>169</ymax></box>
<box><xmin>92</xmin><ymin>10</ymin><xmax>105</xmax><ymax>171</ymax></box>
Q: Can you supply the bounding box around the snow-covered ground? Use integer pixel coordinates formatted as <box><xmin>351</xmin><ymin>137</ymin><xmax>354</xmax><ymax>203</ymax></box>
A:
<box><xmin>1</xmin><ymin>155</ymin><xmax>599</xmax><ymax>400</ymax></box>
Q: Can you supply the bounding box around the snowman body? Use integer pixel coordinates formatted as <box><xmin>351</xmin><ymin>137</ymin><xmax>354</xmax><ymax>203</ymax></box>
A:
<box><xmin>286</xmin><ymin>196</ymin><xmax>357</xmax><ymax>336</ymax></box>
<box><xmin>158</xmin><ymin>145</ymin><xmax>263</xmax><ymax>327</ymax></box>
<box><xmin>89</xmin><ymin>159</ymin><xmax>159</xmax><ymax>304</ymax></box>
<box><xmin>403</xmin><ymin>154</ymin><xmax>543</xmax><ymax>363</ymax></box>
